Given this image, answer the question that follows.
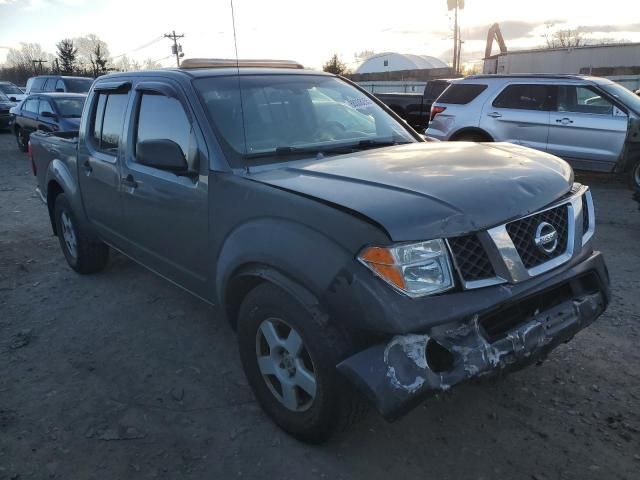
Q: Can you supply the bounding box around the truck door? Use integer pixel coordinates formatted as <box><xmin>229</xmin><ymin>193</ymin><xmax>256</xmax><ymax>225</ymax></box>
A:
<box><xmin>547</xmin><ymin>85</ymin><xmax>627</xmax><ymax>172</ymax></box>
<box><xmin>480</xmin><ymin>83</ymin><xmax>552</xmax><ymax>152</ymax></box>
<box><xmin>77</xmin><ymin>81</ymin><xmax>131</xmax><ymax>246</ymax></box>
<box><xmin>119</xmin><ymin>81</ymin><xmax>208</xmax><ymax>296</ymax></box>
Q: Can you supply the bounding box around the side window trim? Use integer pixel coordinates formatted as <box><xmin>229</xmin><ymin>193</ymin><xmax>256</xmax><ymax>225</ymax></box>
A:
<box><xmin>87</xmin><ymin>90</ymin><xmax>130</xmax><ymax>159</ymax></box>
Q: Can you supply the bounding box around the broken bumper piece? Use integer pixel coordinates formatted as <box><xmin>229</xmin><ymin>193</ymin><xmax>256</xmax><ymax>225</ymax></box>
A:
<box><xmin>337</xmin><ymin>270</ymin><xmax>608</xmax><ymax>421</ymax></box>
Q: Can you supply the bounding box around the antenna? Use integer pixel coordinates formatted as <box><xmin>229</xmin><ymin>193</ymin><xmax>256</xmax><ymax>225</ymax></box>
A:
<box><xmin>230</xmin><ymin>0</ymin><xmax>248</xmax><ymax>170</ymax></box>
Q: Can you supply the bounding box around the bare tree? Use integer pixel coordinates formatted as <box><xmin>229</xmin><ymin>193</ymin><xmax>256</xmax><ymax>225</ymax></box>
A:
<box><xmin>142</xmin><ymin>58</ymin><xmax>162</xmax><ymax>70</ymax></box>
<box><xmin>543</xmin><ymin>24</ymin><xmax>584</xmax><ymax>48</ymax></box>
<box><xmin>354</xmin><ymin>50</ymin><xmax>376</xmax><ymax>64</ymax></box>
<box><xmin>74</xmin><ymin>34</ymin><xmax>111</xmax><ymax>76</ymax></box>
<box><xmin>6</xmin><ymin>43</ymin><xmax>54</xmax><ymax>73</ymax></box>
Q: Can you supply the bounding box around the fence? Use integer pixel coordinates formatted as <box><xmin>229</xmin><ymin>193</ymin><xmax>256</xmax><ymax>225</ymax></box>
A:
<box><xmin>356</xmin><ymin>81</ymin><xmax>426</xmax><ymax>94</ymax></box>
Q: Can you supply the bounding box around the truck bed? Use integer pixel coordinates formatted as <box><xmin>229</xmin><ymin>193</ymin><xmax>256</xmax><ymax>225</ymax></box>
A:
<box><xmin>30</xmin><ymin>130</ymin><xmax>79</xmax><ymax>200</ymax></box>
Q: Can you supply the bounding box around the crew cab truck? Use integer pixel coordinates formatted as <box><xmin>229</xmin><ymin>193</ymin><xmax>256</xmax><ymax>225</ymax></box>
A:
<box><xmin>374</xmin><ymin>79</ymin><xmax>452</xmax><ymax>131</ymax></box>
<box><xmin>30</xmin><ymin>59</ymin><xmax>610</xmax><ymax>443</ymax></box>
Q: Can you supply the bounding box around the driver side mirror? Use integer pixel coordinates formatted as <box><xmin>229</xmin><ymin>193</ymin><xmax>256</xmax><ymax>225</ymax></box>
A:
<box><xmin>137</xmin><ymin>139</ymin><xmax>195</xmax><ymax>176</ymax></box>
<box><xmin>55</xmin><ymin>88</ymin><xmax>64</xmax><ymax>93</ymax></box>
<box><xmin>9</xmin><ymin>96</ymin><xmax>17</xmax><ymax>102</ymax></box>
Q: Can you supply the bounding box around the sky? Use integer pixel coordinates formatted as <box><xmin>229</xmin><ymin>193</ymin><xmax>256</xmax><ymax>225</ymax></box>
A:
<box><xmin>1</xmin><ymin>0</ymin><xmax>639</xmax><ymax>70</ymax></box>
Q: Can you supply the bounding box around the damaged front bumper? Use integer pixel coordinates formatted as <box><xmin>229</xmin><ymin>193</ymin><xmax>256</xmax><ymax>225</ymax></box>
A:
<box><xmin>337</xmin><ymin>252</ymin><xmax>610</xmax><ymax>420</ymax></box>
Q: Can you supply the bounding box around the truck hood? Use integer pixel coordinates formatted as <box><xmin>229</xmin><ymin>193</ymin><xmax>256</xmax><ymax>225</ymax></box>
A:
<box><xmin>248</xmin><ymin>142</ymin><xmax>573</xmax><ymax>241</ymax></box>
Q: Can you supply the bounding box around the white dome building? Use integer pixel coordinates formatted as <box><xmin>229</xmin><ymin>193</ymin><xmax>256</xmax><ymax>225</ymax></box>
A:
<box><xmin>355</xmin><ymin>52</ymin><xmax>448</xmax><ymax>74</ymax></box>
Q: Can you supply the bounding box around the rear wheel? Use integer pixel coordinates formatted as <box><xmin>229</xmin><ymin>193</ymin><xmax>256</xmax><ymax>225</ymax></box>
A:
<box><xmin>453</xmin><ymin>132</ymin><xmax>491</xmax><ymax>142</ymax></box>
<box><xmin>628</xmin><ymin>158</ymin><xmax>640</xmax><ymax>193</ymax></box>
<box><xmin>15</xmin><ymin>127</ymin><xmax>28</xmax><ymax>152</ymax></box>
<box><xmin>53</xmin><ymin>193</ymin><xmax>109</xmax><ymax>274</ymax></box>
<box><xmin>237</xmin><ymin>283</ymin><xmax>368</xmax><ymax>443</ymax></box>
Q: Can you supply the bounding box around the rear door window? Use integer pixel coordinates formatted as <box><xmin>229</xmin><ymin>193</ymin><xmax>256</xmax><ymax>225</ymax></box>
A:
<box><xmin>90</xmin><ymin>92</ymin><xmax>129</xmax><ymax>154</ymax></box>
<box><xmin>438</xmin><ymin>84</ymin><xmax>487</xmax><ymax>104</ymax></box>
<box><xmin>492</xmin><ymin>84</ymin><xmax>551</xmax><ymax>110</ymax></box>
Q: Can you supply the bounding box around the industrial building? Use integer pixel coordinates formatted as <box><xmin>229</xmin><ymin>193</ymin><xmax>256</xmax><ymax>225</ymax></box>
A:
<box><xmin>483</xmin><ymin>42</ymin><xmax>640</xmax><ymax>90</ymax></box>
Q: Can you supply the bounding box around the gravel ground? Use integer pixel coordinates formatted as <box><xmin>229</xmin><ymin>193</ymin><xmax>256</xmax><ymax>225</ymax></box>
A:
<box><xmin>1</xmin><ymin>129</ymin><xmax>639</xmax><ymax>480</ymax></box>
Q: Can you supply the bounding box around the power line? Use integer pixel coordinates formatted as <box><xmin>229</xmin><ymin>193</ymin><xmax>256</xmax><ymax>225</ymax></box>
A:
<box><xmin>164</xmin><ymin>30</ymin><xmax>184</xmax><ymax>67</ymax></box>
<box><xmin>32</xmin><ymin>59</ymin><xmax>48</xmax><ymax>74</ymax></box>
<box><xmin>111</xmin><ymin>36</ymin><xmax>164</xmax><ymax>60</ymax></box>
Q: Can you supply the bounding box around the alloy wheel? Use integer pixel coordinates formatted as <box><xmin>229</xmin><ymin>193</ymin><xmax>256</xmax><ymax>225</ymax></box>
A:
<box><xmin>255</xmin><ymin>317</ymin><xmax>317</xmax><ymax>412</ymax></box>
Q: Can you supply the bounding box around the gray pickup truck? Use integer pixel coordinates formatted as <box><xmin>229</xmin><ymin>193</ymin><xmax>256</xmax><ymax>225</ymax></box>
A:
<box><xmin>29</xmin><ymin>59</ymin><xmax>610</xmax><ymax>443</ymax></box>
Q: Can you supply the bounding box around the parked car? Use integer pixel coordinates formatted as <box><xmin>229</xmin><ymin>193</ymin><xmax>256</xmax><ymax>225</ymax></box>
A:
<box><xmin>427</xmin><ymin>74</ymin><xmax>640</xmax><ymax>191</ymax></box>
<box><xmin>375</xmin><ymin>79</ymin><xmax>452</xmax><ymax>131</ymax></box>
<box><xmin>25</xmin><ymin>75</ymin><xmax>93</xmax><ymax>94</ymax></box>
<box><xmin>12</xmin><ymin>93</ymin><xmax>85</xmax><ymax>151</ymax></box>
<box><xmin>29</xmin><ymin>60</ymin><xmax>609</xmax><ymax>443</ymax></box>
<box><xmin>0</xmin><ymin>92</ymin><xmax>18</xmax><ymax>129</ymax></box>
<box><xmin>0</xmin><ymin>81</ymin><xmax>26</xmax><ymax>102</ymax></box>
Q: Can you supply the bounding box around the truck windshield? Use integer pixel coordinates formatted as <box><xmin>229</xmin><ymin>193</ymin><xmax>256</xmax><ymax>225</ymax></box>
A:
<box><xmin>54</xmin><ymin>97</ymin><xmax>85</xmax><ymax>117</ymax></box>
<box><xmin>600</xmin><ymin>82</ymin><xmax>640</xmax><ymax>116</ymax></box>
<box><xmin>194</xmin><ymin>74</ymin><xmax>415</xmax><ymax>166</ymax></box>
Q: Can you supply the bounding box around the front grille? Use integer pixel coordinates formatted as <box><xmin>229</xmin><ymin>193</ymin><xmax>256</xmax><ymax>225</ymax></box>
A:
<box><xmin>505</xmin><ymin>204</ymin><xmax>569</xmax><ymax>269</ymax></box>
<box><xmin>582</xmin><ymin>195</ymin><xmax>589</xmax><ymax>234</ymax></box>
<box><xmin>448</xmin><ymin>234</ymin><xmax>496</xmax><ymax>281</ymax></box>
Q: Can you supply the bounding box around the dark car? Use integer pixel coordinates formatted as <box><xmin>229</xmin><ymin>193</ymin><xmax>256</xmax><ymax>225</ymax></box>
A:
<box><xmin>12</xmin><ymin>93</ymin><xmax>85</xmax><ymax>151</ymax></box>
<box><xmin>375</xmin><ymin>79</ymin><xmax>453</xmax><ymax>131</ymax></box>
<box><xmin>0</xmin><ymin>92</ymin><xmax>18</xmax><ymax>129</ymax></box>
<box><xmin>25</xmin><ymin>76</ymin><xmax>93</xmax><ymax>95</ymax></box>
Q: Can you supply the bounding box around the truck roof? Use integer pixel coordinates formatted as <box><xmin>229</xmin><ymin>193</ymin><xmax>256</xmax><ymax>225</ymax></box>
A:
<box><xmin>99</xmin><ymin>66</ymin><xmax>334</xmax><ymax>81</ymax></box>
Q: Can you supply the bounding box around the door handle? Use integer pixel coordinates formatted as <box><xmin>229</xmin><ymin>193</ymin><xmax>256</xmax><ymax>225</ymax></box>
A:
<box><xmin>121</xmin><ymin>174</ymin><xmax>138</xmax><ymax>189</ymax></box>
<box><xmin>82</xmin><ymin>159</ymin><xmax>92</xmax><ymax>174</ymax></box>
<box><xmin>487</xmin><ymin>112</ymin><xmax>502</xmax><ymax>118</ymax></box>
<box><xmin>555</xmin><ymin>117</ymin><xmax>574</xmax><ymax>124</ymax></box>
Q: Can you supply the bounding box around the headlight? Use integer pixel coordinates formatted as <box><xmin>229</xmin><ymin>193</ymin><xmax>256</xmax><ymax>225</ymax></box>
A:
<box><xmin>358</xmin><ymin>239</ymin><xmax>454</xmax><ymax>297</ymax></box>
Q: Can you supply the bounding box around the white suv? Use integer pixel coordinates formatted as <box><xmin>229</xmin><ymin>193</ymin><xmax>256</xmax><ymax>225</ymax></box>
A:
<box><xmin>426</xmin><ymin>75</ymin><xmax>640</xmax><ymax>191</ymax></box>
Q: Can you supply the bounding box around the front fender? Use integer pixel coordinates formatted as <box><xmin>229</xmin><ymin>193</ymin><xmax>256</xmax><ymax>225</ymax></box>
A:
<box><xmin>215</xmin><ymin>217</ymin><xmax>355</xmax><ymax>315</ymax></box>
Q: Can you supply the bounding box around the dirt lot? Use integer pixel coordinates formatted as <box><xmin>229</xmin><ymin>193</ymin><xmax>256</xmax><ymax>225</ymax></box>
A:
<box><xmin>0</xmin><ymin>129</ymin><xmax>639</xmax><ymax>480</ymax></box>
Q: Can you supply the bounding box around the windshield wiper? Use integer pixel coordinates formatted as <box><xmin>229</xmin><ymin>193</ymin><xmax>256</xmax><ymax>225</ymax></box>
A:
<box><xmin>244</xmin><ymin>139</ymin><xmax>411</xmax><ymax>160</ymax></box>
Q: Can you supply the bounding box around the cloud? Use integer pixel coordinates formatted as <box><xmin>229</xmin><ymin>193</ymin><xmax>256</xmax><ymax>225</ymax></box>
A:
<box><xmin>577</xmin><ymin>23</ymin><xmax>640</xmax><ymax>33</ymax></box>
<box><xmin>461</xmin><ymin>19</ymin><xmax>565</xmax><ymax>41</ymax></box>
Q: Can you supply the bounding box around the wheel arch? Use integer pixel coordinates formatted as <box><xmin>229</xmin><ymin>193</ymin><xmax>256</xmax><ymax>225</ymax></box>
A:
<box><xmin>216</xmin><ymin>218</ymin><xmax>354</xmax><ymax>330</ymax></box>
<box><xmin>450</xmin><ymin>127</ymin><xmax>494</xmax><ymax>141</ymax></box>
<box><xmin>224</xmin><ymin>263</ymin><xmax>326</xmax><ymax>331</ymax></box>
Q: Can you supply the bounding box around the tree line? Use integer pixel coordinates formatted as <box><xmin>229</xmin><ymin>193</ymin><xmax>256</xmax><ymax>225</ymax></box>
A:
<box><xmin>0</xmin><ymin>34</ymin><xmax>162</xmax><ymax>86</ymax></box>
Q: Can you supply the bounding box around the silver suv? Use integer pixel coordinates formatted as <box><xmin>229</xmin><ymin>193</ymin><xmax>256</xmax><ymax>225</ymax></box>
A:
<box><xmin>426</xmin><ymin>74</ymin><xmax>640</xmax><ymax>190</ymax></box>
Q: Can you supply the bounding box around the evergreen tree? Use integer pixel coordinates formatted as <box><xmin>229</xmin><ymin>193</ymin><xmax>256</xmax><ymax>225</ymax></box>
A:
<box><xmin>56</xmin><ymin>39</ymin><xmax>77</xmax><ymax>74</ymax></box>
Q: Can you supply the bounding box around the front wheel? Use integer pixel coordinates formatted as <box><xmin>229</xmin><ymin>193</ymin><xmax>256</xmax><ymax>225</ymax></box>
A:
<box><xmin>54</xmin><ymin>193</ymin><xmax>109</xmax><ymax>274</ymax></box>
<box><xmin>237</xmin><ymin>283</ymin><xmax>368</xmax><ymax>443</ymax></box>
<box><xmin>15</xmin><ymin>127</ymin><xmax>29</xmax><ymax>152</ymax></box>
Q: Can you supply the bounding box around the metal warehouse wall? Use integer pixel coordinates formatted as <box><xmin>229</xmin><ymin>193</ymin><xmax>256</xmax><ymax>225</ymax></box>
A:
<box><xmin>484</xmin><ymin>43</ymin><xmax>640</xmax><ymax>74</ymax></box>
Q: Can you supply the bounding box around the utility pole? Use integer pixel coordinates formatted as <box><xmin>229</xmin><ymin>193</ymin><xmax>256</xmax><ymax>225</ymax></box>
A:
<box><xmin>447</xmin><ymin>0</ymin><xmax>464</xmax><ymax>75</ymax></box>
<box><xmin>32</xmin><ymin>59</ymin><xmax>48</xmax><ymax>74</ymax></box>
<box><xmin>164</xmin><ymin>30</ymin><xmax>184</xmax><ymax>67</ymax></box>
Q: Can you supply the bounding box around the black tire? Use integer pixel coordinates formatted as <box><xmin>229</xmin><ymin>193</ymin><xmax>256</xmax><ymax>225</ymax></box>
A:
<box><xmin>453</xmin><ymin>132</ymin><xmax>491</xmax><ymax>142</ymax></box>
<box><xmin>53</xmin><ymin>193</ymin><xmax>109</xmax><ymax>274</ymax></box>
<box><xmin>237</xmin><ymin>282</ymin><xmax>368</xmax><ymax>443</ymax></box>
<box><xmin>628</xmin><ymin>158</ymin><xmax>640</xmax><ymax>193</ymax></box>
<box><xmin>15</xmin><ymin>127</ymin><xmax>28</xmax><ymax>152</ymax></box>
